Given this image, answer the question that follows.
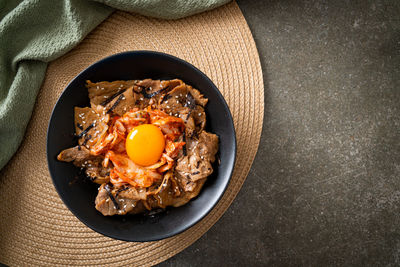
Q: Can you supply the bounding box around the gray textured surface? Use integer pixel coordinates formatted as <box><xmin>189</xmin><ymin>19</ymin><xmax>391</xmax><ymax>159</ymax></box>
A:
<box><xmin>159</xmin><ymin>0</ymin><xmax>400</xmax><ymax>266</ymax></box>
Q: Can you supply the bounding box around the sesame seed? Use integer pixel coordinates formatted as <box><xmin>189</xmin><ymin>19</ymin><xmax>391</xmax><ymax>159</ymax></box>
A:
<box><xmin>176</xmin><ymin>100</ymin><xmax>179</xmax><ymax>103</ymax></box>
<box><xmin>165</xmin><ymin>101</ymin><xmax>168</xmax><ymax>104</ymax></box>
<box><xmin>198</xmin><ymin>113</ymin><xmax>202</xmax><ymax>116</ymax></box>
<box><xmin>175</xmin><ymin>96</ymin><xmax>179</xmax><ymax>98</ymax></box>
<box><xmin>166</xmin><ymin>106</ymin><xmax>170</xmax><ymax>109</ymax></box>
<box><xmin>140</xmin><ymin>97</ymin><xmax>144</xmax><ymax>101</ymax></box>
<box><xmin>106</xmin><ymin>198</ymin><xmax>110</xmax><ymax>202</ymax></box>
<box><xmin>96</xmin><ymin>86</ymin><xmax>99</xmax><ymax>89</ymax></box>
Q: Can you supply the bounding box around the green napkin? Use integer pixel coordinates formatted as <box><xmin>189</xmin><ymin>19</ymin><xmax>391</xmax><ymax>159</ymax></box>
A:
<box><xmin>0</xmin><ymin>0</ymin><xmax>230</xmax><ymax>170</ymax></box>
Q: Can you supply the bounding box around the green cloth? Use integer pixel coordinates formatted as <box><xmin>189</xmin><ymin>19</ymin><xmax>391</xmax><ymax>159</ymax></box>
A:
<box><xmin>0</xmin><ymin>0</ymin><xmax>229</xmax><ymax>170</ymax></box>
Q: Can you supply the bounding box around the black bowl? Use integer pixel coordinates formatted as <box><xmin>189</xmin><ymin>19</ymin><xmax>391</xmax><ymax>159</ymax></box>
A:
<box><xmin>47</xmin><ymin>51</ymin><xmax>236</xmax><ymax>242</ymax></box>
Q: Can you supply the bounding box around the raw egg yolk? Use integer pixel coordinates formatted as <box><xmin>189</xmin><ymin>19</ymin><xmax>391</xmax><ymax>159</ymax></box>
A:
<box><xmin>126</xmin><ymin>124</ymin><xmax>165</xmax><ymax>166</ymax></box>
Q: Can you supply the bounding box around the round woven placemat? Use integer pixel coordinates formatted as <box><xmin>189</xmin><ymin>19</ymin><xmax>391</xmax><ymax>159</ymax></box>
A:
<box><xmin>0</xmin><ymin>2</ymin><xmax>263</xmax><ymax>266</ymax></box>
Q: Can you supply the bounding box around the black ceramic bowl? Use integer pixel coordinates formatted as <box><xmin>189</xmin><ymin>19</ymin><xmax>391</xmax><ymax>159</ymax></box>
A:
<box><xmin>47</xmin><ymin>51</ymin><xmax>236</xmax><ymax>242</ymax></box>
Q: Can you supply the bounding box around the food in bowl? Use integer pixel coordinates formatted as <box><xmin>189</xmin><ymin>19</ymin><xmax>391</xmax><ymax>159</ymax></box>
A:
<box><xmin>57</xmin><ymin>78</ymin><xmax>219</xmax><ymax>216</ymax></box>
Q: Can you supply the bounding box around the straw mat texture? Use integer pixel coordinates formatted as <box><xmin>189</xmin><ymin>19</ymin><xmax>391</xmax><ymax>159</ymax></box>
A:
<box><xmin>0</xmin><ymin>2</ymin><xmax>263</xmax><ymax>266</ymax></box>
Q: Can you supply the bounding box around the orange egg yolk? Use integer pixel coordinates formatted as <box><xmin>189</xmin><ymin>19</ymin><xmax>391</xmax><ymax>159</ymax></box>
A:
<box><xmin>125</xmin><ymin>124</ymin><xmax>165</xmax><ymax>166</ymax></box>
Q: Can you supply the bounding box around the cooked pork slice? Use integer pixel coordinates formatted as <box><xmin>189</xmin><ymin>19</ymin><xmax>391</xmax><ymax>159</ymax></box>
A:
<box><xmin>144</xmin><ymin>177</ymin><xmax>186</xmax><ymax>209</ymax></box>
<box><xmin>170</xmin><ymin>178</ymin><xmax>207</xmax><ymax>207</ymax></box>
<box><xmin>87</xmin><ymin>80</ymin><xmax>136</xmax><ymax>107</ymax></box>
<box><xmin>136</xmin><ymin>79</ymin><xmax>163</xmax><ymax>91</ymax></box>
<box><xmin>85</xmin><ymin>165</ymin><xmax>110</xmax><ymax>184</ymax></box>
<box><xmin>118</xmin><ymin>186</ymin><xmax>147</xmax><ymax>200</ymax></box>
<box><xmin>95</xmin><ymin>184</ymin><xmax>120</xmax><ymax>216</ymax></box>
<box><xmin>57</xmin><ymin>146</ymin><xmax>92</xmax><ymax>165</ymax></box>
<box><xmin>181</xmin><ymin>178</ymin><xmax>206</xmax><ymax>202</ymax></box>
<box><xmin>176</xmin><ymin>131</ymin><xmax>219</xmax><ymax>184</ymax></box>
<box><xmin>74</xmin><ymin>107</ymin><xmax>108</xmax><ymax>148</ymax></box>
<box><xmin>158</xmin><ymin>83</ymin><xmax>187</xmax><ymax>114</ymax></box>
<box><xmin>102</xmin><ymin>87</ymin><xmax>137</xmax><ymax>116</ymax></box>
<box><xmin>57</xmin><ymin>146</ymin><xmax>110</xmax><ymax>184</ymax></box>
<box><xmin>188</xmin><ymin>86</ymin><xmax>208</xmax><ymax>107</ymax></box>
<box><xmin>135</xmin><ymin>79</ymin><xmax>166</xmax><ymax>102</ymax></box>
<box><xmin>164</xmin><ymin>79</ymin><xmax>183</xmax><ymax>89</ymax></box>
<box><xmin>174</xmin><ymin>172</ymin><xmax>198</xmax><ymax>192</ymax></box>
<box><xmin>191</xmin><ymin>105</ymin><xmax>206</xmax><ymax>134</ymax></box>
<box><xmin>159</xmin><ymin>83</ymin><xmax>207</xmax><ymax>135</ymax></box>
<box><xmin>95</xmin><ymin>184</ymin><xmax>145</xmax><ymax>216</ymax></box>
<box><xmin>197</xmin><ymin>131</ymin><xmax>219</xmax><ymax>162</ymax></box>
<box><xmin>182</xmin><ymin>110</ymin><xmax>196</xmax><ymax>138</ymax></box>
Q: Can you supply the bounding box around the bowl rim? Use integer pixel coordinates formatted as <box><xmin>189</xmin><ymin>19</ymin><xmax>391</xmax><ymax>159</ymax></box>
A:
<box><xmin>46</xmin><ymin>50</ymin><xmax>237</xmax><ymax>242</ymax></box>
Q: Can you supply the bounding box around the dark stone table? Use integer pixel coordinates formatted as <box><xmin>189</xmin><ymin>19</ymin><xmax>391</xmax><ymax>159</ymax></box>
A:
<box><xmin>160</xmin><ymin>0</ymin><xmax>400</xmax><ymax>266</ymax></box>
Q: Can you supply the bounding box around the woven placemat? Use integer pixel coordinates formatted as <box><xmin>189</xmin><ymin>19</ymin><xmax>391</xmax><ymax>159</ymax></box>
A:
<box><xmin>0</xmin><ymin>2</ymin><xmax>263</xmax><ymax>266</ymax></box>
